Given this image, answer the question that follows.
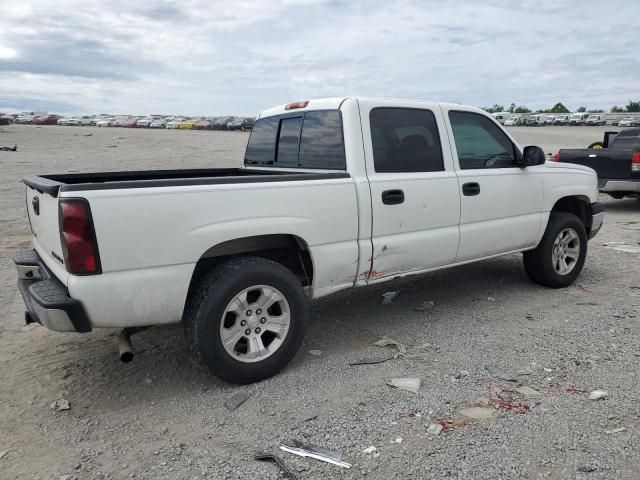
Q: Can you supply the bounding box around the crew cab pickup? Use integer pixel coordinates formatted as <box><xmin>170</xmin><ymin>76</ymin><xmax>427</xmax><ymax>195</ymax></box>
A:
<box><xmin>554</xmin><ymin>128</ymin><xmax>640</xmax><ymax>199</ymax></box>
<box><xmin>16</xmin><ymin>97</ymin><xmax>604</xmax><ymax>383</ymax></box>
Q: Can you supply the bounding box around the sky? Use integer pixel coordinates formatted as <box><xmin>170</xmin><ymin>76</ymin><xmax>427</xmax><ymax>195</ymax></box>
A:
<box><xmin>0</xmin><ymin>0</ymin><xmax>638</xmax><ymax>116</ymax></box>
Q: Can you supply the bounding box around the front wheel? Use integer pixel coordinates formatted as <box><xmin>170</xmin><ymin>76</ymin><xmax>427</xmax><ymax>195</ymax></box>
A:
<box><xmin>183</xmin><ymin>257</ymin><xmax>307</xmax><ymax>384</ymax></box>
<box><xmin>523</xmin><ymin>212</ymin><xmax>587</xmax><ymax>288</ymax></box>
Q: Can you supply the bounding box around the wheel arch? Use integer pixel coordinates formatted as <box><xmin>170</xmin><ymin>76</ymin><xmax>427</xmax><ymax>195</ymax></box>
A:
<box><xmin>184</xmin><ymin>234</ymin><xmax>314</xmax><ymax>315</ymax></box>
<box><xmin>550</xmin><ymin>195</ymin><xmax>593</xmax><ymax>232</ymax></box>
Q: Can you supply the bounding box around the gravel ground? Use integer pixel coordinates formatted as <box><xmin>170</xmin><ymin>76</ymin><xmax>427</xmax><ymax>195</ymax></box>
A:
<box><xmin>0</xmin><ymin>124</ymin><xmax>639</xmax><ymax>480</ymax></box>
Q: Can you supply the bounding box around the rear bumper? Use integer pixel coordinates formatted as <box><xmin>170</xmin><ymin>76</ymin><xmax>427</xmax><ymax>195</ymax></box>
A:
<box><xmin>599</xmin><ymin>180</ymin><xmax>640</xmax><ymax>193</ymax></box>
<box><xmin>15</xmin><ymin>249</ymin><xmax>91</xmax><ymax>333</ymax></box>
<box><xmin>588</xmin><ymin>202</ymin><xmax>605</xmax><ymax>240</ymax></box>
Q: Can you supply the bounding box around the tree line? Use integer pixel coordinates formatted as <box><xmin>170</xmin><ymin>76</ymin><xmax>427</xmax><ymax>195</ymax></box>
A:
<box><xmin>482</xmin><ymin>100</ymin><xmax>640</xmax><ymax>114</ymax></box>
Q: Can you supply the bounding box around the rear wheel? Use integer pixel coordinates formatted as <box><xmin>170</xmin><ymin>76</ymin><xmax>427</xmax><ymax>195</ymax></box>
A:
<box><xmin>183</xmin><ymin>257</ymin><xmax>307</xmax><ymax>384</ymax></box>
<box><xmin>588</xmin><ymin>141</ymin><xmax>604</xmax><ymax>149</ymax></box>
<box><xmin>523</xmin><ymin>212</ymin><xmax>587</xmax><ymax>288</ymax></box>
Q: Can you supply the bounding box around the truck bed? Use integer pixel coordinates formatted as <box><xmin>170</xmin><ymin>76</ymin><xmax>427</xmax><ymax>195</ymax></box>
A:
<box><xmin>557</xmin><ymin>149</ymin><xmax>636</xmax><ymax>180</ymax></box>
<box><xmin>24</xmin><ymin>168</ymin><xmax>349</xmax><ymax>197</ymax></box>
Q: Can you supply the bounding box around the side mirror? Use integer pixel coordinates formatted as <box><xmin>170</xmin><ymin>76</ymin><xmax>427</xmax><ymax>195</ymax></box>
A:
<box><xmin>520</xmin><ymin>145</ymin><xmax>546</xmax><ymax>167</ymax></box>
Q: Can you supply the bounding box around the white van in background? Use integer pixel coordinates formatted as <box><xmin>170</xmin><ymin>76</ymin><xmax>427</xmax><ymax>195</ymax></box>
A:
<box><xmin>586</xmin><ymin>114</ymin><xmax>606</xmax><ymax>126</ymax></box>
<box><xmin>491</xmin><ymin>112</ymin><xmax>512</xmax><ymax>125</ymax></box>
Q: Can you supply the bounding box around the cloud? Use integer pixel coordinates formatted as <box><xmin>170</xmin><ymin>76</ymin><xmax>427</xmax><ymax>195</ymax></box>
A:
<box><xmin>0</xmin><ymin>0</ymin><xmax>637</xmax><ymax>115</ymax></box>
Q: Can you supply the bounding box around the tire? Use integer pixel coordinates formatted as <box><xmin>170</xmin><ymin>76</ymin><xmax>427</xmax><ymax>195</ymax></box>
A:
<box><xmin>183</xmin><ymin>257</ymin><xmax>307</xmax><ymax>384</ymax></box>
<box><xmin>588</xmin><ymin>141</ymin><xmax>604</xmax><ymax>149</ymax></box>
<box><xmin>523</xmin><ymin>212</ymin><xmax>587</xmax><ymax>288</ymax></box>
<box><xmin>609</xmin><ymin>193</ymin><xmax>625</xmax><ymax>199</ymax></box>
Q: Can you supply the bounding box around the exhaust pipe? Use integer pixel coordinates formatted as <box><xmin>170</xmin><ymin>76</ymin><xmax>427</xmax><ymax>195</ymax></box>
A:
<box><xmin>117</xmin><ymin>327</ymin><xmax>148</xmax><ymax>363</ymax></box>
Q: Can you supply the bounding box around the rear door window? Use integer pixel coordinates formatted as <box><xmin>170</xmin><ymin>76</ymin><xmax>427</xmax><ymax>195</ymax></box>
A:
<box><xmin>370</xmin><ymin>108</ymin><xmax>444</xmax><ymax>173</ymax></box>
<box><xmin>299</xmin><ymin>111</ymin><xmax>346</xmax><ymax>169</ymax></box>
<box><xmin>276</xmin><ymin>117</ymin><xmax>303</xmax><ymax>166</ymax></box>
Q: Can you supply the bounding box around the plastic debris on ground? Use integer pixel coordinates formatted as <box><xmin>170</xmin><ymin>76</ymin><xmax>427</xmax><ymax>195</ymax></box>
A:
<box><xmin>349</xmin><ymin>356</ymin><xmax>390</xmax><ymax>366</ymax></box>
<box><xmin>588</xmin><ymin>390</ymin><xmax>609</xmax><ymax>401</ymax></box>
<box><xmin>381</xmin><ymin>291</ymin><xmax>399</xmax><ymax>304</ymax></box>
<box><xmin>488</xmin><ymin>397</ymin><xmax>529</xmax><ymax>414</ymax></box>
<box><xmin>438</xmin><ymin>419</ymin><xmax>469</xmax><ymax>432</ymax></box>
<box><xmin>515</xmin><ymin>386</ymin><xmax>542</xmax><ymax>397</ymax></box>
<box><xmin>603</xmin><ymin>242</ymin><xmax>640</xmax><ymax>254</ymax></box>
<box><xmin>516</xmin><ymin>368</ymin><xmax>533</xmax><ymax>375</ymax></box>
<box><xmin>413</xmin><ymin>301</ymin><xmax>435</xmax><ymax>311</ymax></box>
<box><xmin>224</xmin><ymin>392</ymin><xmax>251</xmax><ymax>412</ymax></box>
<box><xmin>254</xmin><ymin>452</ymin><xmax>300</xmax><ymax>479</ymax></box>
<box><xmin>51</xmin><ymin>399</ymin><xmax>70</xmax><ymax>411</ymax></box>
<box><xmin>387</xmin><ymin>377</ymin><xmax>421</xmax><ymax>393</ymax></box>
<box><xmin>373</xmin><ymin>336</ymin><xmax>407</xmax><ymax>356</ymax></box>
<box><xmin>605</xmin><ymin>427</ymin><xmax>626</xmax><ymax>434</ymax></box>
<box><xmin>280</xmin><ymin>440</ymin><xmax>351</xmax><ymax>468</ymax></box>
<box><xmin>566</xmin><ymin>385</ymin><xmax>589</xmax><ymax>394</ymax></box>
<box><xmin>362</xmin><ymin>446</ymin><xmax>377</xmax><ymax>454</ymax></box>
<box><xmin>485</xmin><ymin>365</ymin><xmax>516</xmax><ymax>381</ymax></box>
<box><xmin>458</xmin><ymin>407</ymin><xmax>495</xmax><ymax>420</ymax></box>
<box><xmin>427</xmin><ymin>424</ymin><xmax>443</xmax><ymax>435</ymax></box>
<box><xmin>390</xmin><ymin>437</ymin><xmax>403</xmax><ymax>444</ymax></box>
<box><xmin>309</xmin><ymin>350</ymin><xmax>322</xmax><ymax>356</ymax></box>
<box><xmin>0</xmin><ymin>450</ymin><xmax>8</xmax><ymax>460</ymax></box>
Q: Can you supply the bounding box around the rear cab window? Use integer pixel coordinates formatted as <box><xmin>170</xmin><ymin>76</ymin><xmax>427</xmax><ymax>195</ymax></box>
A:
<box><xmin>244</xmin><ymin>110</ymin><xmax>346</xmax><ymax>169</ymax></box>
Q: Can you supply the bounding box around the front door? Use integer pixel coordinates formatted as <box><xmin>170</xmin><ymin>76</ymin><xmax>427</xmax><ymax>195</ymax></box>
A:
<box><xmin>358</xmin><ymin>100</ymin><xmax>461</xmax><ymax>282</ymax></box>
<box><xmin>444</xmin><ymin>109</ymin><xmax>544</xmax><ymax>262</ymax></box>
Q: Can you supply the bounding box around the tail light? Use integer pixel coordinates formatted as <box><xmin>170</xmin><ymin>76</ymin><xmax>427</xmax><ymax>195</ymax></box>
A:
<box><xmin>285</xmin><ymin>101</ymin><xmax>309</xmax><ymax>110</ymax></box>
<box><xmin>553</xmin><ymin>152</ymin><xmax>561</xmax><ymax>162</ymax></box>
<box><xmin>632</xmin><ymin>152</ymin><xmax>640</xmax><ymax>172</ymax></box>
<box><xmin>59</xmin><ymin>199</ymin><xmax>101</xmax><ymax>275</ymax></box>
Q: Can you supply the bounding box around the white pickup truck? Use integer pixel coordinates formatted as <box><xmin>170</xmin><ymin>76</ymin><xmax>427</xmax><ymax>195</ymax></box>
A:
<box><xmin>16</xmin><ymin>97</ymin><xmax>604</xmax><ymax>383</ymax></box>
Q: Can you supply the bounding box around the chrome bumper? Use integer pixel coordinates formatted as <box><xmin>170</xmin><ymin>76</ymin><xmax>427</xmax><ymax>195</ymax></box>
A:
<box><xmin>600</xmin><ymin>180</ymin><xmax>640</xmax><ymax>193</ymax></box>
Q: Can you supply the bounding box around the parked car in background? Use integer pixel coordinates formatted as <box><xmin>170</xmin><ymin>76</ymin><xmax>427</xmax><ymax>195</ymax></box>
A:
<box><xmin>166</xmin><ymin>118</ymin><xmax>184</xmax><ymax>129</ymax></box>
<box><xmin>241</xmin><ymin>117</ymin><xmax>255</xmax><ymax>131</ymax></box>
<box><xmin>136</xmin><ymin>117</ymin><xmax>154</xmax><ymax>128</ymax></box>
<box><xmin>554</xmin><ymin>128</ymin><xmax>640</xmax><ymax>199</ymax></box>
<box><xmin>212</xmin><ymin>116</ymin><xmax>233</xmax><ymax>130</ymax></box>
<box><xmin>15</xmin><ymin>114</ymin><xmax>38</xmax><ymax>124</ymax></box>
<box><xmin>227</xmin><ymin>117</ymin><xmax>246</xmax><ymax>131</ymax></box>
<box><xmin>553</xmin><ymin>115</ymin><xmax>569</xmax><ymax>125</ymax></box>
<box><xmin>34</xmin><ymin>115</ymin><xmax>63</xmax><ymax>125</ymax></box>
<box><xmin>0</xmin><ymin>114</ymin><xmax>13</xmax><ymax>125</ymax></box>
<box><xmin>619</xmin><ymin>117</ymin><xmax>638</xmax><ymax>128</ymax></box>
<box><xmin>195</xmin><ymin>119</ymin><xmax>213</xmax><ymax>130</ymax></box>
<box><xmin>504</xmin><ymin>116</ymin><xmax>518</xmax><ymax>126</ymax></box>
<box><xmin>525</xmin><ymin>114</ymin><xmax>545</xmax><ymax>126</ymax></box>
<box><xmin>569</xmin><ymin>113</ymin><xmax>589</xmax><ymax>125</ymax></box>
<box><xmin>179</xmin><ymin>118</ymin><xmax>198</xmax><ymax>129</ymax></box>
<box><xmin>122</xmin><ymin>118</ymin><xmax>138</xmax><ymax>128</ymax></box>
<box><xmin>66</xmin><ymin>117</ymin><xmax>82</xmax><ymax>126</ymax></box>
<box><xmin>79</xmin><ymin>116</ymin><xmax>93</xmax><ymax>126</ymax></box>
<box><xmin>57</xmin><ymin>118</ymin><xmax>71</xmax><ymax>126</ymax></box>
<box><xmin>490</xmin><ymin>112</ymin><xmax>512</xmax><ymax>125</ymax></box>
<box><xmin>96</xmin><ymin>118</ymin><xmax>114</xmax><ymax>127</ymax></box>
<box><xmin>544</xmin><ymin>115</ymin><xmax>555</xmax><ymax>125</ymax></box>
<box><xmin>149</xmin><ymin>118</ymin><xmax>167</xmax><ymax>128</ymax></box>
<box><xmin>586</xmin><ymin>114</ymin><xmax>606</xmax><ymax>126</ymax></box>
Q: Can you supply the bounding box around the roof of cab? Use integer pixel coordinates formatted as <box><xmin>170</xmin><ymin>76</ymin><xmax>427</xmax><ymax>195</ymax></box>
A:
<box><xmin>257</xmin><ymin>97</ymin><xmax>487</xmax><ymax>119</ymax></box>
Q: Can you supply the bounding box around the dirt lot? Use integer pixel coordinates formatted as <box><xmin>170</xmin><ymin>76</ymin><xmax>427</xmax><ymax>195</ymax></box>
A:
<box><xmin>1</xmin><ymin>124</ymin><xmax>639</xmax><ymax>480</ymax></box>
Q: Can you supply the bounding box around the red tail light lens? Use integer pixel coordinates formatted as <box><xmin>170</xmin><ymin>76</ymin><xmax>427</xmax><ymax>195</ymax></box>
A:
<box><xmin>59</xmin><ymin>199</ymin><xmax>101</xmax><ymax>274</ymax></box>
<box><xmin>553</xmin><ymin>152</ymin><xmax>561</xmax><ymax>162</ymax></box>
<box><xmin>632</xmin><ymin>152</ymin><xmax>640</xmax><ymax>172</ymax></box>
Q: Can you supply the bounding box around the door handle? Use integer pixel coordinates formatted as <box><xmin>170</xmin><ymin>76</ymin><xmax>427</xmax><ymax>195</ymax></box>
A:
<box><xmin>381</xmin><ymin>189</ymin><xmax>405</xmax><ymax>205</ymax></box>
<box><xmin>462</xmin><ymin>182</ymin><xmax>480</xmax><ymax>196</ymax></box>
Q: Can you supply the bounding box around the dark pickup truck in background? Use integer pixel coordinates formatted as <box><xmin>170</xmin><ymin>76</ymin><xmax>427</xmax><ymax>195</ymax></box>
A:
<box><xmin>554</xmin><ymin>129</ymin><xmax>640</xmax><ymax>199</ymax></box>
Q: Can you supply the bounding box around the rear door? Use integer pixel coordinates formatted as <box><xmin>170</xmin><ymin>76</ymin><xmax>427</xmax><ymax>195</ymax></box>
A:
<box><xmin>444</xmin><ymin>109</ymin><xmax>544</xmax><ymax>261</ymax></box>
<box><xmin>358</xmin><ymin>100</ymin><xmax>460</xmax><ymax>282</ymax></box>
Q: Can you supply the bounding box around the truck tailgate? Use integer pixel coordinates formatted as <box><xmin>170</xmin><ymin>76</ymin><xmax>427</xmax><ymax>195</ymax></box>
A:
<box><xmin>25</xmin><ymin>185</ymin><xmax>66</xmax><ymax>272</ymax></box>
<box><xmin>559</xmin><ymin>149</ymin><xmax>633</xmax><ymax>179</ymax></box>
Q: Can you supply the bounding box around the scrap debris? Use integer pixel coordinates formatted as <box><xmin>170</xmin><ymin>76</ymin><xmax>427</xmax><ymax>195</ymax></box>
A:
<box><xmin>458</xmin><ymin>407</ymin><xmax>495</xmax><ymax>420</ymax></box>
<box><xmin>280</xmin><ymin>440</ymin><xmax>351</xmax><ymax>468</ymax></box>
<box><xmin>566</xmin><ymin>385</ymin><xmax>589</xmax><ymax>394</ymax></box>
<box><xmin>0</xmin><ymin>144</ymin><xmax>17</xmax><ymax>151</ymax></box>
<box><xmin>0</xmin><ymin>450</ymin><xmax>8</xmax><ymax>460</ymax></box>
<box><xmin>485</xmin><ymin>365</ymin><xmax>516</xmax><ymax>382</ymax></box>
<box><xmin>381</xmin><ymin>291</ymin><xmax>399</xmax><ymax>304</ymax></box>
<box><xmin>515</xmin><ymin>386</ymin><xmax>541</xmax><ymax>397</ymax></box>
<box><xmin>605</xmin><ymin>427</ymin><xmax>626</xmax><ymax>434</ymax></box>
<box><xmin>254</xmin><ymin>452</ymin><xmax>300</xmax><ymax>480</ymax></box>
<box><xmin>588</xmin><ymin>390</ymin><xmax>609</xmax><ymax>401</ymax></box>
<box><xmin>51</xmin><ymin>399</ymin><xmax>70</xmax><ymax>411</ymax></box>
<box><xmin>437</xmin><ymin>419</ymin><xmax>468</xmax><ymax>432</ymax></box>
<box><xmin>603</xmin><ymin>242</ymin><xmax>640</xmax><ymax>254</ymax></box>
<box><xmin>309</xmin><ymin>350</ymin><xmax>322</xmax><ymax>356</ymax></box>
<box><xmin>427</xmin><ymin>424</ymin><xmax>443</xmax><ymax>436</ymax></box>
<box><xmin>349</xmin><ymin>356</ymin><xmax>390</xmax><ymax>366</ymax></box>
<box><xmin>224</xmin><ymin>392</ymin><xmax>250</xmax><ymax>412</ymax></box>
<box><xmin>373</xmin><ymin>336</ymin><xmax>407</xmax><ymax>356</ymax></box>
<box><xmin>387</xmin><ymin>377</ymin><xmax>421</xmax><ymax>393</ymax></box>
<box><xmin>362</xmin><ymin>446</ymin><xmax>377</xmax><ymax>454</ymax></box>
